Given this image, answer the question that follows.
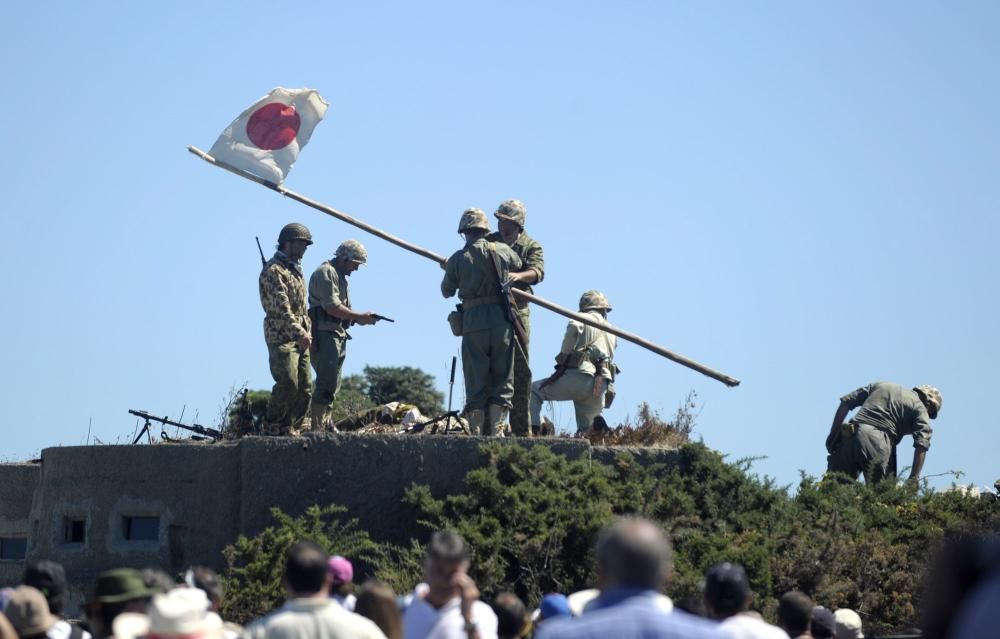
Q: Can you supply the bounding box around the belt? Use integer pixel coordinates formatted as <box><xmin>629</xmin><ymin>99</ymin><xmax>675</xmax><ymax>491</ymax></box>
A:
<box><xmin>462</xmin><ymin>295</ymin><xmax>502</xmax><ymax>309</ymax></box>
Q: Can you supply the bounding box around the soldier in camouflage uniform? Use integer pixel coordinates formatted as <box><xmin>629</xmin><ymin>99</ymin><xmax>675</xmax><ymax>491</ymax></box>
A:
<box><xmin>259</xmin><ymin>223</ymin><xmax>314</xmax><ymax>435</ymax></box>
<box><xmin>486</xmin><ymin>199</ymin><xmax>544</xmax><ymax>437</ymax></box>
<box><xmin>826</xmin><ymin>382</ymin><xmax>943</xmax><ymax>483</ymax></box>
<box><xmin>307</xmin><ymin>239</ymin><xmax>379</xmax><ymax>430</ymax></box>
<box><xmin>442</xmin><ymin>208</ymin><xmax>523</xmax><ymax>436</ymax></box>
<box><xmin>530</xmin><ymin>291</ymin><xmax>618</xmax><ymax>434</ymax></box>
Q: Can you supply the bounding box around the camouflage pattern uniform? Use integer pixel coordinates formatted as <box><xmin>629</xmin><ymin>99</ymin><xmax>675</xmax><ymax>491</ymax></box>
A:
<box><xmin>487</xmin><ymin>199</ymin><xmax>544</xmax><ymax>436</ymax></box>
<box><xmin>827</xmin><ymin>382</ymin><xmax>941</xmax><ymax>482</ymax></box>
<box><xmin>442</xmin><ymin>210</ymin><xmax>523</xmax><ymax>428</ymax></box>
<box><xmin>307</xmin><ymin>240</ymin><xmax>368</xmax><ymax>429</ymax></box>
<box><xmin>530</xmin><ymin>291</ymin><xmax>617</xmax><ymax>433</ymax></box>
<box><xmin>259</xmin><ymin>251</ymin><xmax>312</xmax><ymax>433</ymax></box>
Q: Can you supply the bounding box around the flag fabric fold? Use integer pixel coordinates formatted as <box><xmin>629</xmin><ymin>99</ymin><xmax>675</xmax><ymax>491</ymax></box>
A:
<box><xmin>208</xmin><ymin>87</ymin><xmax>328</xmax><ymax>185</ymax></box>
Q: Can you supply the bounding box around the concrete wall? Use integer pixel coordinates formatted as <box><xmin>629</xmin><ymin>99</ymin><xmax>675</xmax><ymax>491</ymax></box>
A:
<box><xmin>1</xmin><ymin>434</ymin><xmax>678</xmax><ymax>613</ymax></box>
<box><xmin>0</xmin><ymin>463</ymin><xmax>40</xmax><ymax>586</ymax></box>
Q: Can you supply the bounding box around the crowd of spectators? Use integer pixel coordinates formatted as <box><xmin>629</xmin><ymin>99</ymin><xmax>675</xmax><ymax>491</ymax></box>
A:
<box><xmin>1</xmin><ymin>522</ymin><xmax>996</xmax><ymax>639</ymax></box>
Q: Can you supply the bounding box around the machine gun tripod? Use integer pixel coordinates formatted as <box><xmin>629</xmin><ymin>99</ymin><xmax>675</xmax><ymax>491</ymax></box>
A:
<box><xmin>127</xmin><ymin>409</ymin><xmax>224</xmax><ymax>443</ymax></box>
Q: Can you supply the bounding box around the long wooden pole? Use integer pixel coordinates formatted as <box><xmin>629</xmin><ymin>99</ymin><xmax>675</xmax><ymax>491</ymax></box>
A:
<box><xmin>188</xmin><ymin>145</ymin><xmax>741</xmax><ymax>387</ymax></box>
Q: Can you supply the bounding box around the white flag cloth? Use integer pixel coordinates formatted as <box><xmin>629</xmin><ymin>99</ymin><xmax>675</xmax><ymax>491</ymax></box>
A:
<box><xmin>208</xmin><ymin>87</ymin><xmax>328</xmax><ymax>185</ymax></box>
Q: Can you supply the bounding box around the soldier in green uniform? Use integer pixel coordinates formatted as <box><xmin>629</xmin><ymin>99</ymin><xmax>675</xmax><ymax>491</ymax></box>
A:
<box><xmin>486</xmin><ymin>199</ymin><xmax>544</xmax><ymax>437</ymax></box>
<box><xmin>530</xmin><ymin>291</ymin><xmax>618</xmax><ymax>434</ymax></box>
<box><xmin>307</xmin><ymin>239</ymin><xmax>379</xmax><ymax>431</ymax></box>
<box><xmin>259</xmin><ymin>223</ymin><xmax>314</xmax><ymax>435</ymax></box>
<box><xmin>826</xmin><ymin>382</ymin><xmax>943</xmax><ymax>483</ymax></box>
<box><xmin>441</xmin><ymin>208</ymin><xmax>523</xmax><ymax>436</ymax></box>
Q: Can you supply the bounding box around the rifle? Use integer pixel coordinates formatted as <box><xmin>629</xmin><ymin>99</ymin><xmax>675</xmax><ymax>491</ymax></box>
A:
<box><xmin>486</xmin><ymin>245</ymin><xmax>529</xmax><ymax>351</ymax></box>
<box><xmin>128</xmin><ymin>409</ymin><xmax>224</xmax><ymax>442</ymax></box>
<box><xmin>255</xmin><ymin>236</ymin><xmax>267</xmax><ymax>270</ymax></box>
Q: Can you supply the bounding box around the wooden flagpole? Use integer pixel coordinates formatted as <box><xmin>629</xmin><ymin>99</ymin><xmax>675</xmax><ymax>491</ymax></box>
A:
<box><xmin>188</xmin><ymin>145</ymin><xmax>741</xmax><ymax>387</ymax></box>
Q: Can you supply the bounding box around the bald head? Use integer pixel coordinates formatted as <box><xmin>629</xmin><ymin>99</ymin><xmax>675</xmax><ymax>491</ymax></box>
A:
<box><xmin>596</xmin><ymin>517</ymin><xmax>672</xmax><ymax>590</ymax></box>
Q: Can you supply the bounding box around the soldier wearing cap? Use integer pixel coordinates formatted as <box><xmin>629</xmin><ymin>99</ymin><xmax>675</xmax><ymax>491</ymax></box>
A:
<box><xmin>442</xmin><ymin>208</ymin><xmax>523</xmax><ymax>435</ymax></box>
<box><xmin>307</xmin><ymin>239</ymin><xmax>380</xmax><ymax>430</ymax></box>
<box><xmin>530</xmin><ymin>290</ymin><xmax>618</xmax><ymax>434</ymax></box>
<box><xmin>826</xmin><ymin>381</ymin><xmax>943</xmax><ymax>483</ymax></box>
<box><xmin>486</xmin><ymin>199</ymin><xmax>545</xmax><ymax>437</ymax></box>
<box><xmin>259</xmin><ymin>223</ymin><xmax>314</xmax><ymax>435</ymax></box>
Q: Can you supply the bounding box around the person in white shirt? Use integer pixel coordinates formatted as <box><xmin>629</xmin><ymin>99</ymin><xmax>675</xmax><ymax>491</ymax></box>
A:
<box><xmin>243</xmin><ymin>540</ymin><xmax>385</xmax><ymax>639</ymax></box>
<box><xmin>402</xmin><ymin>531</ymin><xmax>498</xmax><ymax>639</ymax></box>
<box><xmin>703</xmin><ymin>563</ymin><xmax>788</xmax><ymax>639</ymax></box>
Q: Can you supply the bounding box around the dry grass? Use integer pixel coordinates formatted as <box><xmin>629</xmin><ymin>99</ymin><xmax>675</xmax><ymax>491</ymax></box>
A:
<box><xmin>582</xmin><ymin>392</ymin><xmax>699</xmax><ymax>448</ymax></box>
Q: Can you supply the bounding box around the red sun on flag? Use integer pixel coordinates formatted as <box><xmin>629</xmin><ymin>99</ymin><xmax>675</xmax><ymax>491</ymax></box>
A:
<box><xmin>246</xmin><ymin>103</ymin><xmax>301</xmax><ymax>150</ymax></box>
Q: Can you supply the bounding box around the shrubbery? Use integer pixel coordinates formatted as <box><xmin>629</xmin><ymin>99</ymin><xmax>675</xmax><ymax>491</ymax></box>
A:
<box><xmin>221</xmin><ymin>441</ymin><xmax>999</xmax><ymax>632</ymax></box>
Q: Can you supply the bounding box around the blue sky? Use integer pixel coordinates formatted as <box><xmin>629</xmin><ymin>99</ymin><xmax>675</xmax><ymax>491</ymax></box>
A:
<box><xmin>2</xmin><ymin>2</ymin><xmax>997</xmax><ymax>491</ymax></box>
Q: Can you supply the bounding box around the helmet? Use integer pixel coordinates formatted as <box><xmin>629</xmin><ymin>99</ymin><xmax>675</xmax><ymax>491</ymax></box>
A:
<box><xmin>913</xmin><ymin>385</ymin><xmax>942</xmax><ymax>419</ymax></box>
<box><xmin>335</xmin><ymin>239</ymin><xmax>368</xmax><ymax>264</ymax></box>
<box><xmin>458</xmin><ymin>208</ymin><xmax>490</xmax><ymax>233</ymax></box>
<box><xmin>495</xmin><ymin>199</ymin><xmax>526</xmax><ymax>227</ymax></box>
<box><xmin>277</xmin><ymin>223</ymin><xmax>313</xmax><ymax>246</ymax></box>
<box><xmin>579</xmin><ymin>290</ymin><xmax>612</xmax><ymax>312</ymax></box>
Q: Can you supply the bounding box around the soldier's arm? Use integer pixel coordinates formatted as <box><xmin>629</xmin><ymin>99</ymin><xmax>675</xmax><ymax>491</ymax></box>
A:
<box><xmin>326</xmin><ymin>305</ymin><xmax>377</xmax><ymax>326</ymax></box>
<box><xmin>826</xmin><ymin>400</ymin><xmax>854</xmax><ymax>452</ymax></box>
<box><xmin>909</xmin><ymin>447</ymin><xmax>927</xmax><ymax>481</ymax></box>
<box><xmin>513</xmin><ymin>239</ymin><xmax>544</xmax><ymax>284</ymax></box>
<box><xmin>441</xmin><ymin>256</ymin><xmax>459</xmax><ymax>298</ymax></box>
<box><xmin>559</xmin><ymin>321</ymin><xmax>584</xmax><ymax>355</ymax></box>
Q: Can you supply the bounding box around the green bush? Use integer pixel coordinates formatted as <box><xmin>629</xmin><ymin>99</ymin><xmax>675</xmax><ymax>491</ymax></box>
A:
<box><xmin>221</xmin><ymin>442</ymin><xmax>1000</xmax><ymax>632</ymax></box>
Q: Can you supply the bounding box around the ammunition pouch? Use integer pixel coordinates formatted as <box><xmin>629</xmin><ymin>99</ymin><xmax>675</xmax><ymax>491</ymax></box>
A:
<box><xmin>840</xmin><ymin>421</ymin><xmax>857</xmax><ymax>438</ymax></box>
<box><xmin>447</xmin><ymin>304</ymin><xmax>464</xmax><ymax>337</ymax></box>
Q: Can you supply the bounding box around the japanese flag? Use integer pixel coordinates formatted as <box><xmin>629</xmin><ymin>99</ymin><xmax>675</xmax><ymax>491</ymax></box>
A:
<box><xmin>208</xmin><ymin>87</ymin><xmax>328</xmax><ymax>185</ymax></box>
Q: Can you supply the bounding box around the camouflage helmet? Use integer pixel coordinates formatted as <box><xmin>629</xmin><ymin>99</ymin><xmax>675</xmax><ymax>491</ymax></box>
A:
<box><xmin>579</xmin><ymin>290</ymin><xmax>612</xmax><ymax>312</ymax></box>
<box><xmin>458</xmin><ymin>208</ymin><xmax>490</xmax><ymax>233</ymax></box>
<box><xmin>913</xmin><ymin>385</ymin><xmax>942</xmax><ymax>419</ymax></box>
<box><xmin>277</xmin><ymin>223</ymin><xmax>313</xmax><ymax>246</ymax></box>
<box><xmin>335</xmin><ymin>239</ymin><xmax>368</xmax><ymax>264</ymax></box>
<box><xmin>494</xmin><ymin>199</ymin><xmax>526</xmax><ymax>227</ymax></box>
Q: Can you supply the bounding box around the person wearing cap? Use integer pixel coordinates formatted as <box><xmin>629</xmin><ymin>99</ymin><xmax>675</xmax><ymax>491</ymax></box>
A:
<box><xmin>536</xmin><ymin>517</ymin><xmax>721</xmax><ymax>639</ymax></box>
<box><xmin>529</xmin><ymin>290</ymin><xmax>618</xmax><ymax>435</ymax></box>
<box><xmin>5</xmin><ymin>586</ymin><xmax>60</xmax><ymax>639</ymax></box>
<box><xmin>82</xmin><ymin>569</ymin><xmax>156</xmax><ymax>639</ymax></box>
<box><xmin>112</xmin><ymin>588</ymin><xmax>222</xmax><ymax>639</ymax></box>
<box><xmin>825</xmin><ymin>382</ymin><xmax>943</xmax><ymax>483</ymax></box>
<box><xmin>531</xmin><ymin>593</ymin><xmax>571</xmax><ymax>632</ymax></box>
<box><xmin>22</xmin><ymin>560</ymin><xmax>92</xmax><ymax>639</ymax></box>
<box><xmin>485</xmin><ymin>200</ymin><xmax>544</xmax><ymax>438</ymax></box>
<box><xmin>307</xmin><ymin>239</ymin><xmax>382</xmax><ymax>431</ymax></box>
<box><xmin>832</xmin><ymin>609</ymin><xmax>863</xmax><ymax>639</ymax></box>
<box><xmin>810</xmin><ymin>607</ymin><xmax>835</xmax><ymax>639</ymax></box>
<box><xmin>703</xmin><ymin>562</ymin><xmax>787</xmax><ymax>639</ymax></box>
<box><xmin>260</xmin><ymin>223</ymin><xmax>315</xmax><ymax>435</ymax></box>
<box><xmin>442</xmin><ymin>208</ymin><xmax>523</xmax><ymax>436</ymax></box>
<box><xmin>245</xmin><ymin>540</ymin><xmax>385</xmax><ymax>639</ymax></box>
<box><xmin>327</xmin><ymin>556</ymin><xmax>357</xmax><ymax>611</ymax></box>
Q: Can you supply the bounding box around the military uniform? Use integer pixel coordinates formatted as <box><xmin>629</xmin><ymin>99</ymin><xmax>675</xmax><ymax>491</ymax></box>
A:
<box><xmin>442</xmin><ymin>213</ymin><xmax>523</xmax><ymax>433</ymax></box>
<box><xmin>308</xmin><ymin>260</ymin><xmax>352</xmax><ymax>429</ymax></box>
<box><xmin>486</xmin><ymin>229</ymin><xmax>544</xmax><ymax>436</ymax></box>
<box><xmin>827</xmin><ymin>382</ymin><xmax>935</xmax><ymax>482</ymax></box>
<box><xmin>530</xmin><ymin>299</ymin><xmax>617</xmax><ymax>433</ymax></box>
<box><xmin>259</xmin><ymin>251</ymin><xmax>312</xmax><ymax>433</ymax></box>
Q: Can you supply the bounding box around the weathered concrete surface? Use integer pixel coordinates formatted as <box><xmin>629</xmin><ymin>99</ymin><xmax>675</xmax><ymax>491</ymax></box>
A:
<box><xmin>0</xmin><ymin>463</ymin><xmax>39</xmax><ymax>586</ymax></box>
<box><xmin>1</xmin><ymin>434</ymin><xmax>678</xmax><ymax>612</ymax></box>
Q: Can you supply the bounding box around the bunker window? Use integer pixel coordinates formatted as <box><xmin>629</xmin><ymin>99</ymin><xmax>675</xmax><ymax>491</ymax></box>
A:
<box><xmin>123</xmin><ymin>516</ymin><xmax>159</xmax><ymax>541</ymax></box>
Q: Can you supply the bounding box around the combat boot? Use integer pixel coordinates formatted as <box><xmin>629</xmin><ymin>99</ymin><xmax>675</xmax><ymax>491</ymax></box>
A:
<box><xmin>467</xmin><ymin>409</ymin><xmax>485</xmax><ymax>436</ymax></box>
<box><xmin>486</xmin><ymin>405</ymin><xmax>507</xmax><ymax>437</ymax></box>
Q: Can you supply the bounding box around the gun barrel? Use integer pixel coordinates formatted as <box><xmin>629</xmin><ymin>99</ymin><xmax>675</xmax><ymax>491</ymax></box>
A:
<box><xmin>127</xmin><ymin>409</ymin><xmax>222</xmax><ymax>440</ymax></box>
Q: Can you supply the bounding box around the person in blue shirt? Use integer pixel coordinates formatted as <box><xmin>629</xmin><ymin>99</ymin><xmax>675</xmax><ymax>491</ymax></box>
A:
<box><xmin>536</xmin><ymin>517</ymin><xmax>725</xmax><ymax>639</ymax></box>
